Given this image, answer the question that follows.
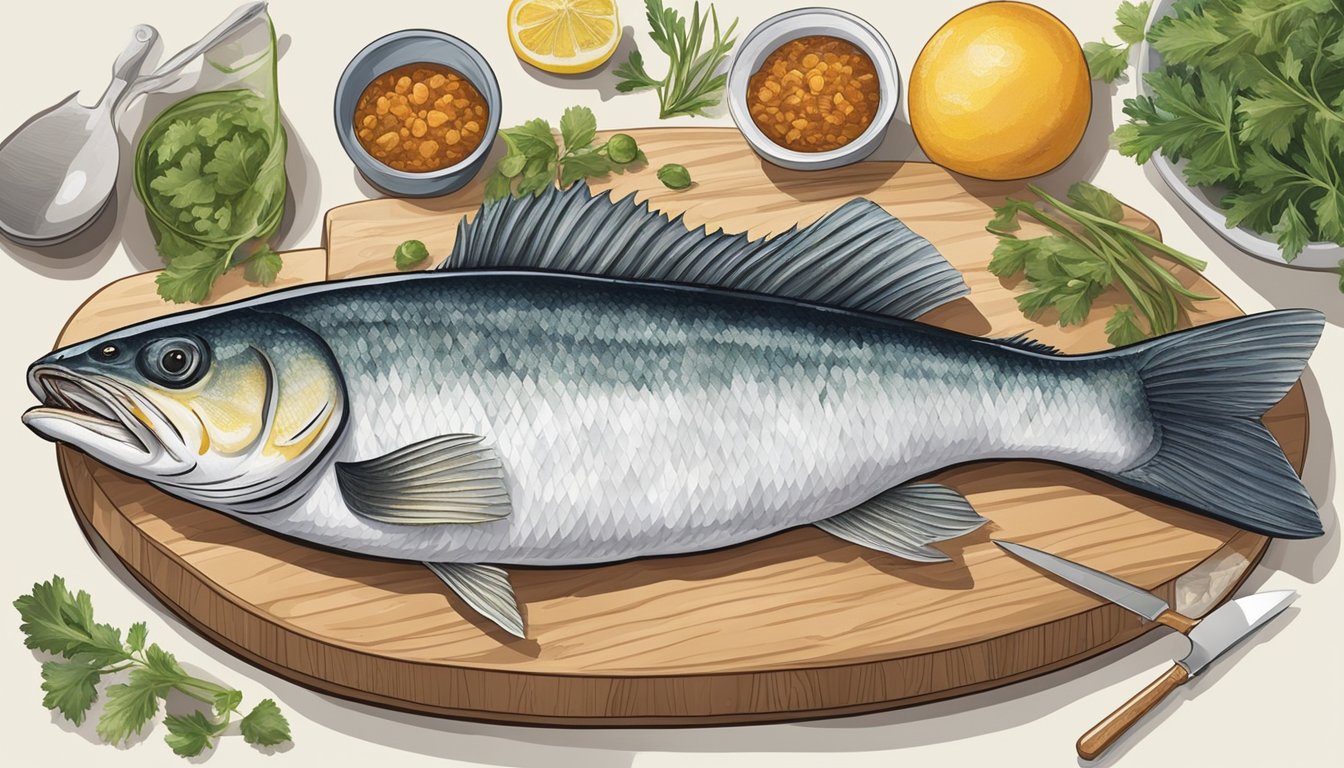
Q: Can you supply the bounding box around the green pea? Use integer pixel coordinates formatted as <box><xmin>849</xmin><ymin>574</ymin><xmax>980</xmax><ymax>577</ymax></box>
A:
<box><xmin>394</xmin><ymin>239</ymin><xmax>430</xmax><ymax>270</ymax></box>
<box><xmin>657</xmin><ymin>163</ymin><xmax>692</xmax><ymax>190</ymax></box>
<box><xmin>606</xmin><ymin>133</ymin><xmax>639</xmax><ymax>164</ymax></box>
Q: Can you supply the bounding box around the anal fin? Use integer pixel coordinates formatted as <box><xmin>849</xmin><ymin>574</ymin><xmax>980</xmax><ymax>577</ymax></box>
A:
<box><xmin>816</xmin><ymin>483</ymin><xmax>987</xmax><ymax>562</ymax></box>
<box><xmin>426</xmin><ymin>562</ymin><xmax>526</xmax><ymax>638</ymax></box>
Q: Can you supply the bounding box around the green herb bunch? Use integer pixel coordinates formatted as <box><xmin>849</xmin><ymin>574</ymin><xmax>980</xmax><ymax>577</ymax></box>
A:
<box><xmin>1084</xmin><ymin>1</ymin><xmax>1151</xmax><ymax>83</ymax></box>
<box><xmin>15</xmin><ymin>576</ymin><xmax>291</xmax><ymax>758</ymax></box>
<box><xmin>987</xmin><ymin>182</ymin><xmax>1214</xmax><ymax>347</ymax></box>
<box><xmin>614</xmin><ymin>0</ymin><xmax>739</xmax><ymax>119</ymax></box>
<box><xmin>484</xmin><ymin>106</ymin><xmax>646</xmax><ymax>201</ymax></box>
<box><xmin>1098</xmin><ymin>0</ymin><xmax>1344</xmax><ymax>262</ymax></box>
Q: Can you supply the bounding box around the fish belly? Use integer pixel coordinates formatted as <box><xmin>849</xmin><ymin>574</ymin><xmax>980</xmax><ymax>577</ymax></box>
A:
<box><xmin>256</xmin><ymin>274</ymin><xmax>1155</xmax><ymax>565</ymax></box>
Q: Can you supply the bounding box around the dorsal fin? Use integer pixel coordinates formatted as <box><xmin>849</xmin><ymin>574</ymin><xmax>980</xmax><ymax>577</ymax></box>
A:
<box><xmin>995</xmin><ymin>333</ymin><xmax>1063</xmax><ymax>355</ymax></box>
<box><xmin>440</xmin><ymin>184</ymin><xmax>969</xmax><ymax>320</ymax></box>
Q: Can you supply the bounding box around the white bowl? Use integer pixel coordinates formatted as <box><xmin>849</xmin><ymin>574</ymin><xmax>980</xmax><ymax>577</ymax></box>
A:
<box><xmin>727</xmin><ymin>8</ymin><xmax>899</xmax><ymax>171</ymax></box>
<box><xmin>1139</xmin><ymin>0</ymin><xmax>1341</xmax><ymax>270</ymax></box>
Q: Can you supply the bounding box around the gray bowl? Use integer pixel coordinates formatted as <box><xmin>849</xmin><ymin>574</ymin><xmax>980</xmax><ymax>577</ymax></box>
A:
<box><xmin>727</xmin><ymin>8</ymin><xmax>899</xmax><ymax>171</ymax></box>
<box><xmin>335</xmin><ymin>30</ymin><xmax>501</xmax><ymax>197</ymax></box>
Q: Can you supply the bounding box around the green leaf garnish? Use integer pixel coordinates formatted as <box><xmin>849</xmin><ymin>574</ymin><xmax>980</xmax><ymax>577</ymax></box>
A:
<box><xmin>614</xmin><ymin>0</ymin><xmax>739</xmax><ymax>118</ymax></box>
<box><xmin>486</xmin><ymin>108</ymin><xmax>650</xmax><ymax>200</ymax></box>
<box><xmin>1105</xmin><ymin>306</ymin><xmax>1148</xmax><ymax>346</ymax></box>
<box><xmin>243</xmin><ymin>245</ymin><xmax>283</xmax><ymax>286</ymax></box>
<box><xmin>14</xmin><ymin>576</ymin><xmax>293</xmax><ymax>758</ymax></box>
<box><xmin>984</xmin><ymin>183</ymin><xmax>1213</xmax><ymax>347</ymax></box>
<box><xmin>1083</xmin><ymin>2</ymin><xmax>1150</xmax><ymax>83</ymax></box>
<box><xmin>240</xmin><ymin>698</ymin><xmax>291</xmax><ymax>746</ymax></box>
<box><xmin>1106</xmin><ymin>0</ymin><xmax>1344</xmax><ymax>264</ymax></box>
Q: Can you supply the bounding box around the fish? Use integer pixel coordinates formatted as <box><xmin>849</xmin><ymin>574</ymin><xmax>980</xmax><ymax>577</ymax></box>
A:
<box><xmin>23</xmin><ymin>184</ymin><xmax>1324</xmax><ymax>637</ymax></box>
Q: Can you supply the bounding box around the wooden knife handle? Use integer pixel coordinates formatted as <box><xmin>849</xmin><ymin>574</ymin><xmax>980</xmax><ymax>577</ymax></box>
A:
<box><xmin>1155</xmin><ymin>609</ymin><xmax>1198</xmax><ymax>633</ymax></box>
<box><xmin>1077</xmin><ymin>663</ymin><xmax>1189</xmax><ymax>761</ymax></box>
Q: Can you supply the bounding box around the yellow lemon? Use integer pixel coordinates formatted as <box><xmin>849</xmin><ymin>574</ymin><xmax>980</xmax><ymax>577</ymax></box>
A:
<box><xmin>508</xmin><ymin>0</ymin><xmax>621</xmax><ymax>75</ymax></box>
<box><xmin>909</xmin><ymin>2</ymin><xmax>1091</xmax><ymax>180</ymax></box>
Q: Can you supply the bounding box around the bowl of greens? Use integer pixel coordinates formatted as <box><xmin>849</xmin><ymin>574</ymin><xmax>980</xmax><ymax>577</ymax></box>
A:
<box><xmin>1123</xmin><ymin>0</ymin><xmax>1343</xmax><ymax>270</ymax></box>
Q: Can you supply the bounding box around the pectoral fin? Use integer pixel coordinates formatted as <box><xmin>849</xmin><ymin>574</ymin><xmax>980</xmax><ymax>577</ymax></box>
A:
<box><xmin>425</xmin><ymin>562</ymin><xmax>525</xmax><ymax>638</ymax></box>
<box><xmin>816</xmin><ymin>483</ymin><xmax>987</xmax><ymax>562</ymax></box>
<box><xmin>335</xmin><ymin>433</ymin><xmax>511</xmax><ymax>524</ymax></box>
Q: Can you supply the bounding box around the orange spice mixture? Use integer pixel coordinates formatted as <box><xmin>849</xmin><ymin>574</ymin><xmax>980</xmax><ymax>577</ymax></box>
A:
<box><xmin>747</xmin><ymin>36</ymin><xmax>880</xmax><ymax>153</ymax></box>
<box><xmin>354</xmin><ymin>63</ymin><xmax>489</xmax><ymax>173</ymax></box>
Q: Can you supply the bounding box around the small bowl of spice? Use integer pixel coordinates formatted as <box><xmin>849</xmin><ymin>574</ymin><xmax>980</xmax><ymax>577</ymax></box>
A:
<box><xmin>727</xmin><ymin>9</ymin><xmax>898</xmax><ymax>171</ymax></box>
<box><xmin>335</xmin><ymin>30</ymin><xmax>501</xmax><ymax>197</ymax></box>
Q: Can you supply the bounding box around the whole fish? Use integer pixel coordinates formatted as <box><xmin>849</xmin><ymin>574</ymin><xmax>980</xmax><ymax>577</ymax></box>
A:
<box><xmin>23</xmin><ymin>186</ymin><xmax>1323</xmax><ymax>637</ymax></box>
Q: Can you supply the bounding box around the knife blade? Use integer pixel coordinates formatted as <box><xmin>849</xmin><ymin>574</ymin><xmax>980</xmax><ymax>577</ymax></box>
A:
<box><xmin>1077</xmin><ymin>589</ymin><xmax>1296</xmax><ymax>760</ymax></box>
<box><xmin>994</xmin><ymin>539</ymin><xmax>1198</xmax><ymax>632</ymax></box>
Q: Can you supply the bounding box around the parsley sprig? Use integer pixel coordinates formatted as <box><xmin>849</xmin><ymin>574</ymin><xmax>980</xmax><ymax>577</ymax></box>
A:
<box><xmin>987</xmin><ymin>182</ymin><xmax>1214</xmax><ymax>347</ymax></box>
<box><xmin>1093</xmin><ymin>0</ymin><xmax>1344</xmax><ymax>264</ymax></box>
<box><xmin>14</xmin><ymin>576</ymin><xmax>292</xmax><ymax>758</ymax></box>
<box><xmin>614</xmin><ymin>0</ymin><xmax>738</xmax><ymax>119</ymax></box>
<box><xmin>483</xmin><ymin>106</ymin><xmax>646</xmax><ymax>201</ymax></box>
<box><xmin>1084</xmin><ymin>1</ymin><xmax>1151</xmax><ymax>83</ymax></box>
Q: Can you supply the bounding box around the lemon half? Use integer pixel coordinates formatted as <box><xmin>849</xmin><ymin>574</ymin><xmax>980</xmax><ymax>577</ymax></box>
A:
<box><xmin>508</xmin><ymin>0</ymin><xmax>621</xmax><ymax>75</ymax></box>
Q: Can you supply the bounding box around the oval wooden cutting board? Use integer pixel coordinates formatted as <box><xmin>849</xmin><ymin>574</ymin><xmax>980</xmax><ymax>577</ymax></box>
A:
<box><xmin>52</xmin><ymin>128</ymin><xmax>1306</xmax><ymax>725</ymax></box>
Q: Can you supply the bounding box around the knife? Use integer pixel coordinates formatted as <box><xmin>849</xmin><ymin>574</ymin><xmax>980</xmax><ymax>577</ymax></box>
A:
<box><xmin>992</xmin><ymin>539</ymin><xmax>1296</xmax><ymax>759</ymax></box>
<box><xmin>1077</xmin><ymin>588</ymin><xmax>1296</xmax><ymax>760</ymax></box>
<box><xmin>994</xmin><ymin>539</ymin><xmax>1201</xmax><ymax>631</ymax></box>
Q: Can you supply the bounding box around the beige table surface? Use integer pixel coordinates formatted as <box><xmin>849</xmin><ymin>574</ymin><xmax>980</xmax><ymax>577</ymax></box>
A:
<box><xmin>1</xmin><ymin>1</ymin><xmax>1340</xmax><ymax>766</ymax></box>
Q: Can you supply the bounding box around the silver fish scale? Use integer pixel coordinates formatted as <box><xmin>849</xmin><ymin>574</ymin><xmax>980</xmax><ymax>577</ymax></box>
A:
<box><xmin>248</xmin><ymin>272</ymin><xmax>1154</xmax><ymax>566</ymax></box>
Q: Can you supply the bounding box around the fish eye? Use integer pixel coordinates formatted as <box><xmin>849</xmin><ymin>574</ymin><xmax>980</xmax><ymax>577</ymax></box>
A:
<box><xmin>138</xmin><ymin>337</ymin><xmax>209</xmax><ymax>388</ymax></box>
<box><xmin>96</xmin><ymin>344</ymin><xmax>120</xmax><ymax>360</ymax></box>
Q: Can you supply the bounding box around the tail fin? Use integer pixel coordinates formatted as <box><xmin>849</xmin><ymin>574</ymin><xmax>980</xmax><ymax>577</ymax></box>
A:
<box><xmin>1107</xmin><ymin>309</ymin><xmax>1324</xmax><ymax>538</ymax></box>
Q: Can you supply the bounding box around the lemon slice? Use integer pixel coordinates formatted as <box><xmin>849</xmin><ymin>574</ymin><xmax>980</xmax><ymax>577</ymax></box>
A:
<box><xmin>508</xmin><ymin>0</ymin><xmax>621</xmax><ymax>74</ymax></box>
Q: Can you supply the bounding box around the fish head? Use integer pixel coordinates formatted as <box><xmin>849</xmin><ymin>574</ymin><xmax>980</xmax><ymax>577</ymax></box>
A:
<box><xmin>23</xmin><ymin>309</ymin><xmax>346</xmax><ymax>512</ymax></box>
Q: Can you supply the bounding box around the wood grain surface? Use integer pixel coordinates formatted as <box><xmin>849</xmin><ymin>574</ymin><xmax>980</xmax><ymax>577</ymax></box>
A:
<box><xmin>50</xmin><ymin>127</ymin><xmax>1305</xmax><ymax>725</ymax></box>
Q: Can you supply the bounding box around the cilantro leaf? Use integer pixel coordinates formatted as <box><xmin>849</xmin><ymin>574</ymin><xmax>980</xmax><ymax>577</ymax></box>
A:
<box><xmin>987</xmin><ymin>199</ymin><xmax>1028</xmax><ymax>233</ymax></box>
<box><xmin>213</xmin><ymin>689</ymin><xmax>244</xmax><ymax>716</ymax></box>
<box><xmin>1271</xmin><ymin>205</ymin><xmax>1311</xmax><ymax>262</ymax></box>
<box><xmin>1338</xmin><ymin>260</ymin><xmax>1344</xmax><ymax>293</ymax></box>
<box><xmin>156</xmin><ymin>120</ymin><xmax>201</xmax><ymax>165</ymax></box>
<box><xmin>1237</xmin><ymin>90</ymin><xmax>1304</xmax><ymax>154</ymax></box>
<box><xmin>149</xmin><ymin>149</ymin><xmax>217</xmax><ymax>210</ymax></box>
<box><xmin>498</xmin><ymin>152</ymin><xmax>527</xmax><ymax>178</ymax></box>
<box><xmin>1147</xmin><ymin>13</ymin><xmax>1229</xmax><ymax>65</ymax></box>
<box><xmin>1068</xmin><ymin>181</ymin><xmax>1125</xmax><ymax>222</ymax></box>
<box><xmin>13</xmin><ymin>576</ymin><xmax>126</xmax><ymax>665</ymax></box>
<box><xmin>559</xmin><ymin>106</ymin><xmax>597</xmax><ymax>154</ymax></box>
<box><xmin>1114</xmin><ymin>1</ymin><xmax>1151</xmax><ymax>45</ymax></box>
<box><xmin>239</xmin><ymin>699</ymin><xmax>291</xmax><ymax>746</ymax></box>
<box><xmin>244</xmin><ymin>245</ymin><xmax>283</xmax><ymax>285</ymax></box>
<box><xmin>97</xmin><ymin>680</ymin><xmax>160</xmax><ymax>744</ymax></box>
<box><xmin>203</xmin><ymin>134</ymin><xmax>265</xmax><ymax>196</ymax></box>
<box><xmin>154</xmin><ymin>247</ymin><xmax>229</xmax><ymax>305</ymax></box>
<box><xmin>1085</xmin><ymin>41</ymin><xmax>1130</xmax><ymax>84</ymax></box>
<box><xmin>1105</xmin><ymin>306</ymin><xmax>1149</xmax><ymax>346</ymax></box>
<box><xmin>483</xmin><ymin>172</ymin><xmax>512</xmax><ymax>202</ymax></box>
<box><xmin>560</xmin><ymin>150</ymin><xmax>617</xmax><ymax>187</ymax></box>
<box><xmin>987</xmin><ymin>237</ymin><xmax>1038</xmax><ymax>278</ymax></box>
<box><xmin>127</xmin><ymin>621</ymin><xmax>147</xmax><ymax>653</ymax></box>
<box><xmin>164</xmin><ymin>711</ymin><xmax>226</xmax><ymax>757</ymax></box>
<box><xmin>501</xmin><ymin>119</ymin><xmax>557</xmax><ymax>160</ymax></box>
<box><xmin>41</xmin><ymin>659</ymin><xmax>103</xmax><ymax>725</ymax></box>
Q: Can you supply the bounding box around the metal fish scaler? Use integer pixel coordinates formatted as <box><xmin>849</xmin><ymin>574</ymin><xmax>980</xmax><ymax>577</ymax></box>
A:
<box><xmin>23</xmin><ymin>185</ymin><xmax>1324</xmax><ymax>636</ymax></box>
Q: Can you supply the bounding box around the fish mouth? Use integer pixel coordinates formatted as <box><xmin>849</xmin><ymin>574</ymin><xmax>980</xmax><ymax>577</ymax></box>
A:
<box><xmin>23</xmin><ymin>366</ymin><xmax>158</xmax><ymax>455</ymax></box>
